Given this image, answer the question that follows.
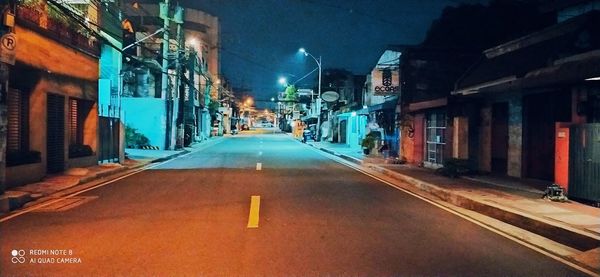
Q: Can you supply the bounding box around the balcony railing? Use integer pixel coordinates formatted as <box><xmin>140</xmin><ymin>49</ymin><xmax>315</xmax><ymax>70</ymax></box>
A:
<box><xmin>16</xmin><ymin>4</ymin><xmax>100</xmax><ymax>56</ymax></box>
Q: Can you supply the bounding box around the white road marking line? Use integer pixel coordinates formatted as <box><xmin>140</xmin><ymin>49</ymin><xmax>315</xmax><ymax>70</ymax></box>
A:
<box><xmin>301</xmin><ymin>140</ymin><xmax>599</xmax><ymax>277</ymax></box>
<box><xmin>256</xmin><ymin>163</ymin><xmax>262</xmax><ymax>170</ymax></box>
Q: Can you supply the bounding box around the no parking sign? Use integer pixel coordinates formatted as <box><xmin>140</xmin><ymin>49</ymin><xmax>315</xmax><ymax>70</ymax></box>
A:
<box><xmin>0</xmin><ymin>32</ymin><xmax>16</xmax><ymax>65</ymax></box>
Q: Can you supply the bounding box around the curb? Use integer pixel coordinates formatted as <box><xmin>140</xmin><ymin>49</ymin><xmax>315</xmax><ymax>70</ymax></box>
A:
<box><xmin>1</xmin><ymin>137</ymin><xmax>226</xmax><ymax>214</ymax></box>
<box><xmin>150</xmin><ymin>150</ymin><xmax>190</xmax><ymax>163</ymax></box>
<box><xmin>365</xmin><ymin>164</ymin><xmax>600</xmax><ymax>251</ymax></box>
<box><xmin>308</xmin><ymin>143</ymin><xmax>600</xmax><ymax>252</ymax></box>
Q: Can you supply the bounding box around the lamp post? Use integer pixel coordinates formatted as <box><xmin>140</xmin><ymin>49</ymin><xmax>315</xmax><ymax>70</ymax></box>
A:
<box><xmin>299</xmin><ymin>48</ymin><xmax>322</xmax><ymax>141</ymax></box>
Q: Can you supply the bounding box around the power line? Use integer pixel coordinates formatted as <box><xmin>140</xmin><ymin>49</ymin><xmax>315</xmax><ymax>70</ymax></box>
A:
<box><xmin>218</xmin><ymin>47</ymin><xmax>283</xmax><ymax>75</ymax></box>
<box><xmin>293</xmin><ymin>66</ymin><xmax>318</xmax><ymax>85</ymax></box>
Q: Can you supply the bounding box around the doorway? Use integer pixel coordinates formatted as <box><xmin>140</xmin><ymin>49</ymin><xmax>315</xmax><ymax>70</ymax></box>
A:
<box><xmin>524</xmin><ymin>91</ymin><xmax>571</xmax><ymax>181</ymax></box>
<box><xmin>491</xmin><ymin>102</ymin><xmax>508</xmax><ymax>174</ymax></box>
<box><xmin>47</xmin><ymin>94</ymin><xmax>65</xmax><ymax>173</ymax></box>
<box><xmin>339</xmin><ymin>119</ymin><xmax>347</xmax><ymax>144</ymax></box>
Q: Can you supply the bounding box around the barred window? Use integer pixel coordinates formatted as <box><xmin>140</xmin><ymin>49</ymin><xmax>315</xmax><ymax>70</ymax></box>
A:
<box><xmin>69</xmin><ymin>98</ymin><xmax>93</xmax><ymax>146</ymax></box>
<box><xmin>7</xmin><ymin>89</ymin><xmax>28</xmax><ymax>152</ymax></box>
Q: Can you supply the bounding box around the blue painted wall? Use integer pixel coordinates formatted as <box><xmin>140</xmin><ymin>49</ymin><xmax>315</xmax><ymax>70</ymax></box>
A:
<box><xmin>122</xmin><ymin>97</ymin><xmax>167</xmax><ymax>149</ymax></box>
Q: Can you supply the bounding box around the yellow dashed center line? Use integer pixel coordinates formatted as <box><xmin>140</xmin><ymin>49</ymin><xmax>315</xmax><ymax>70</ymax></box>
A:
<box><xmin>247</xmin><ymin>195</ymin><xmax>261</xmax><ymax>228</ymax></box>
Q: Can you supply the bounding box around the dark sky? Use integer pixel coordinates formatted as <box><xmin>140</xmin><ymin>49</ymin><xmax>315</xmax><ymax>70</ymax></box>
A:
<box><xmin>187</xmin><ymin>0</ymin><xmax>485</xmax><ymax>105</ymax></box>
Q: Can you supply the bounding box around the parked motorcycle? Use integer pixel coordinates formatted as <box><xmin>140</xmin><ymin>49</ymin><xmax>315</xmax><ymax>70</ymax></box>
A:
<box><xmin>302</xmin><ymin>129</ymin><xmax>315</xmax><ymax>143</ymax></box>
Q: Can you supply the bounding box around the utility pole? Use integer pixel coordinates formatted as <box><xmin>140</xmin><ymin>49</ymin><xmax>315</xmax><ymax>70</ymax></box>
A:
<box><xmin>173</xmin><ymin>5</ymin><xmax>184</xmax><ymax>149</ymax></box>
<box><xmin>160</xmin><ymin>0</ymin><xmax>172</xmax><ymax>149</ymax></box>
<box><xmin>0</xmin><ymin>7</ymin><xmax>15</xmax><ymax>195</ymax></box>
<box><xmin>187</xmin><ymin>49</ymin><xmax>197</xmax><ymax>143</ymax></box>
<box><xmin>316</xmin><ymin>55</ymin><xmax>322</xmax><ymax>141</ymax></box>
<box><xmin>0</xmin><ymin>60</ymin><xmax>7</xmax><ymax>195</ymax></box>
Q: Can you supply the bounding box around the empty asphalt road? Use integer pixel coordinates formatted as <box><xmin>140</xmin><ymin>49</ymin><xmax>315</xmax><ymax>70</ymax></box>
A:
<box><xmin>0</xmin><ymin>130</ymin><xmax>587</xmax><ymax>276</ymax></box>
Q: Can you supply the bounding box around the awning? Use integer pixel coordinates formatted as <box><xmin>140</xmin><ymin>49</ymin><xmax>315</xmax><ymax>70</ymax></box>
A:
<box><xmin>455</xmin><ymin>55</ymin><xmax>600</xmax><ymax>95</ymax></box>
<box><xmin>337</xmin><ymin>107</ymin><xmax>369</xmax><ymax>118</ymax></box>
<box><xmin>301</xmin><ymin>114</ymin><xmax>318</xmax><ymax>122</ymax></box>
<box><xmin>408</xmin><ymin>97</ymin><xmax>447</xmax><ymax>112</ymax></box>
<box><xmin>368</xmin><ymin>98</ymin><xmax>397</xmax><ymax>112</ymax></box>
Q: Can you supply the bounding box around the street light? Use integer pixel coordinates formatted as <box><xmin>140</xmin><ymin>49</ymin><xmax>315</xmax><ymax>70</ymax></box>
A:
<box><xmin>299</xmin><ymin>47</ymin><xmax>322</xmax><ymax>141</ymax></box>
<box><xmin>278</xmin><ymin>77</ymin><xmax>287</xmax><ymax>85</ymax></box>
<box><xmin>245</xmin><ymin>97</ymin><xmax>254</xmax><ymax>107</ymax></box>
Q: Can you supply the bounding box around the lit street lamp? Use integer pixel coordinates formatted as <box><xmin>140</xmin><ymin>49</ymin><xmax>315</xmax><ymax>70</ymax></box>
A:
<box><xmin>278</xmin><ymin>77</ymin><xmax>287</xmax><ymax>86</ymax></box>
<box><xmin>299</xmin><ymin>47</ymin><xmax>322</xmax><ymax>141</ymax></box>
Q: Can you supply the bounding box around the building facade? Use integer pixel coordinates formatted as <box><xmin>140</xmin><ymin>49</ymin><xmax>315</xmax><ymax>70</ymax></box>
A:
<box><xmin>398</xmin><ymin>46</ymin><xmax>477</xmax><ymax>168</ymax></box>
<box><xmin>121</xmin><ymin>1</ymin><xmax>220</xmax><ymax>149</ymax></box>
<box><xmin>3</xmin><ymin>0</ymin><xmax>100</xmax><ymax>188</ymax></box>
<box><xmin>453</xmin><ymin>11</ymin><xmax>600</xmax><ymax>202</ymax></box>
<box><xmin>362</xmin><ymin>49</ymin><xmax>401</xmax><ymax>157</ymax></box>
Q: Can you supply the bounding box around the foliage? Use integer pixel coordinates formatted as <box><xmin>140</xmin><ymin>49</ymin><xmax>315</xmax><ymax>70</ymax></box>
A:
<box><xmin>69</xmin><ymin>144</ymin><xmax>94</xmax><ymax>158</ymax></box>
<box><xmin>436</xmin><ymin>158</ymin><xmax>474</xmax><ymax>178</ymax></box>
<box><xmin>361</xmin><ymin>133</ymin><xmax>378</xmax><ymax>149</ymax></box>
<box><xmin>208</xmin><ymin>99</ymin><xmax>220</xmax><ymax>116</ymax></box>
<box><xmin>19</xmin><ymin>0</ymin><xmax>90</xmax><ymax>36</ymax></box>
<box><xmin>125</xmin><ymin>126</ymin><xmax>150</xmax><ymax>148</ymax></box>
<box><xmin>284</xmin><ymin>85</ymin><xmax>298</xmax><ymax>101</ymax></box>
<box><xmin>6</xmin><ymin>150</ymin><xmax>41</xmax><ymax>167</ymax></box>
<box><xmin>322</xmin><ymin>68</ymin><xmax>351</xmax><ymax>90</ymax></box>
<box><xmin>423</xmin><ymin>1</ymin><xmax>553</xmax><ymax>51</ymax></box>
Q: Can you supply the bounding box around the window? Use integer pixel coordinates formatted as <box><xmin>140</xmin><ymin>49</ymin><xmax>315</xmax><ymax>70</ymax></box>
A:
<box><xmin>68</xmin><ymin>98</ymin><xmax>93</xmax><ymax>146</ymax></box>
<box><xmin>68</xmin><ymin>98</ymin><xmax>94</xmax><ymax>158</ymax></box>
<box><xmin>425</xmin><ymin>111</ymin><xmax>446</xmax><ymax>166</ymax></box>
<box><xmin>7</xmin><ymin>89</ymin><xmax>28</xmax><ymax>152</ymax></box>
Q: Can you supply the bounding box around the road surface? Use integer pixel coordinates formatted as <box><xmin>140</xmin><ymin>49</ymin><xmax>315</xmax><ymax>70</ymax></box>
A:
<box><xmin>0</xmin><ymin>129</ymin><xmax>586</xmax><ymax>276</ymax></box>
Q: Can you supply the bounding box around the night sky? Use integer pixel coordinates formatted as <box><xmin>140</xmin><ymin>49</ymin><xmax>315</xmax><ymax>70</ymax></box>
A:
<box><xmin>187</xmin><ymin>0</ymin><xmax>486</xmax><ymax>106</ymax></box>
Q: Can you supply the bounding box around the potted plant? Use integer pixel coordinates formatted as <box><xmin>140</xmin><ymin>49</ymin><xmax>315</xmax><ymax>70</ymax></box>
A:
<box><xmin>361</xmin><ymin>134</ymin><xmax>376</xmax><ymax>155</ymax></box>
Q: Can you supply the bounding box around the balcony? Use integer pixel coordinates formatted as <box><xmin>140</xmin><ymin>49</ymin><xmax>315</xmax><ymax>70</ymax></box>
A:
<box><xmin>16</xmin><ymin>4</ymin><xmax>100</xmax><ymax>56</ymax></box>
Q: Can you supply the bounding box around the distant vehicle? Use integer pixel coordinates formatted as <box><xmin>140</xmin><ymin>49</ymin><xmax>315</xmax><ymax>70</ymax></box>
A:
<box><xmin>256</xmin><ymin>121</ymin><xmax>273</xmax><ymax>128</ymax></box>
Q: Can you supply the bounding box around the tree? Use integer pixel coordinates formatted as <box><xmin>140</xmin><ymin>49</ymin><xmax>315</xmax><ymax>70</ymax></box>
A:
<box><xmin>284</xmin><ymin>85</ymin><xmax>298</xmax><ymax>101</ymax></box>
<box><xmin>422</xmin><ymin>0</ymin><xmax>554</xmax><ymax>51</ymax></box>
<box><xmin>208</xmin><ymin>99</ymin><xmax>220</xmax><ymax>116</ymax></box>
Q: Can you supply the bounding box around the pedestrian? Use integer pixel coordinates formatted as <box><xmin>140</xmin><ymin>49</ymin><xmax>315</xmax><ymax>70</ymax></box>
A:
<box><xmin>299</xmin><ymin>121</ymin><xmax>306</xmax><ymax>140</ymax></box>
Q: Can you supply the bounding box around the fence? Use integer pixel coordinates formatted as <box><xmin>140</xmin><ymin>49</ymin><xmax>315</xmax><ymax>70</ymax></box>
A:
<box><xmin>98</xmin><ymin>117</ymin><xmax>120</xmax><ymax>163</ymax></box>
<box><xmin>569</xmin><ymin>123</ymin><xmax>600</xmax><ymax>203</ymax></box>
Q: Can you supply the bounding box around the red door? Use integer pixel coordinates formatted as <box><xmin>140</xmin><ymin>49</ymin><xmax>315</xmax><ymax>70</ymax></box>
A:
<box><xmin>555</xmin><ymin>123</ymin><xmax>570</xmax><ymax>191</ymax></box>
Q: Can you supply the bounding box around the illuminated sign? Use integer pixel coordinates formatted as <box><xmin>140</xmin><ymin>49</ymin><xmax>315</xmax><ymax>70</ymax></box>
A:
<box><xmin>373</xmin><ymin>68</ymin><xmax>399</xmax><ymax>95</ymax></box>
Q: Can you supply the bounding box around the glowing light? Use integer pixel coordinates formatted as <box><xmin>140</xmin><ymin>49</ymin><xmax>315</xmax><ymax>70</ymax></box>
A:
<box><xmin>187</xmin><ymin>38</ymin><xmax>198</xmax><ymax>47</ymax></box>
<box><xmin>278</xmin><ymin>77</ymin><xmax>287</xmax><ymax>85</ymax></box>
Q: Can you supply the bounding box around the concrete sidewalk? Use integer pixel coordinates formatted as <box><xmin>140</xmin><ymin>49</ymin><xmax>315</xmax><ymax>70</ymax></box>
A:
<box><xmin>0</xmin><ymin>137</ymin><xmax>225</xmax><ymax>214</ymax></box>
<box><xmin>0</xmin><ymin>161</ymin><xmax>146</xmax><ymax>213</ymax></box>
<box><xmin>307</xmin><ymin>140</ymin><xmax>600</xmax><ymax>273</ymax></box>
